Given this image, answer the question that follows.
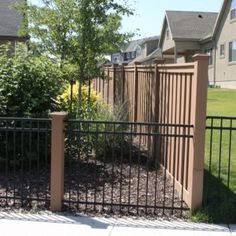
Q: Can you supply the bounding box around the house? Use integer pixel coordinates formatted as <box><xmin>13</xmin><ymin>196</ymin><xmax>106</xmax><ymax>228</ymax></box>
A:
<box><xmin>211</xmin><ymin>0</ymin><xmax>236</xmax><ymax>88</ymax></box>
<box><xmin>158</xmin><ymin>0</ymin><xmax>236</xmax><ymax>88</ymax></box>
<box><xmin>111</xmin><ymin>36</ymin><xmax>159</xmax><ymax>65</ymax></box>
<box><xmin>0</xmin><ymin>0</ymin><xmax>28</xmax><ymax>48</ymax></box>
<box><xmin>159</xmin><ymin>11</ymin><xmax>218</xmax><ymax>64</ymax></box>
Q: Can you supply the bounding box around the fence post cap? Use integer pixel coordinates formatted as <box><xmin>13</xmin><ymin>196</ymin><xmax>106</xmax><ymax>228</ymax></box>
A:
<box><xmin>192</xmin><ymin>54</ymin><xmax>209</xmax><ymax>61</ymax></box>
<box><xmin>50</xmin><ymin>112</ymin><xmax>68</xmax><ymax>118</ymax></box>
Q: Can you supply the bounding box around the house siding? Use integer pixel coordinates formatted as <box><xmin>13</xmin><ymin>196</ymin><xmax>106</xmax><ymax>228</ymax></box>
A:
<box><xmin>215</xmin><ymin>0</ymin><xmax>236</xmax><ymax>86</ymax></box>
<box><xmin>200</xmin><ymin>41</ymin><xmax>215</xmax><ymax>83</ymax></box>
<box><xmin>162</xmin><ymin>21</ymin><xmax>175</xmax><ymax>53</ymax></box>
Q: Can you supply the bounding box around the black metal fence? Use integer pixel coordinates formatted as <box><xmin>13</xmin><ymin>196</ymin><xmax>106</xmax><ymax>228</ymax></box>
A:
<box><xmin>1</xmin><ymin>115</ymin><xmax>235</xmax><ymax>220</ymax></box>
<box><xmin>0</xmin><ymin>118</ymin><xmax>51</xmax><ymax>209</ymax></box>
<box><xmin>204</xmin><ymin>116</ymin><xmax>236</xmax><ymax>221</ymax></box>
<box><xmin>64</xmin><ymin>120</ymin><xmax>192</xmax><ymax>217</ymax></box>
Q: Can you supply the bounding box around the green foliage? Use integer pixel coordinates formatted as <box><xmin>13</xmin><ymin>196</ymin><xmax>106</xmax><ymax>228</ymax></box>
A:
<box><xmin>57</xmin><ymin>80</ymin><xmax>102</xmax><ymax>118</ymax></box>
<box><xmin>0</xmin><ymin>44</ymin><xmax>63</xmax><ymax>117</ymax></box>
<box><xmin>18</xmin><ymin>0</ymin><xmax>134</xmax><ymax>116</ymax></box>
<box><xmin>21</xmin><ymin>0</ymin><xmax>134</xmax><ymax>79</ymax></box>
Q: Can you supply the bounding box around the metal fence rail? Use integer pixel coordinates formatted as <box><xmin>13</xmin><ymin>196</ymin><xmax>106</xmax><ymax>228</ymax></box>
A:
<box><xmin>0</xmin><ymin>117</ymin><xmax>51</xmax><ymax>209</ymax></box>
<box><xmin>64</xmin><ymin>120</ymin><xmax>192</xmax><ymax>217</ymax></box>
<box><xmin>204</xmin><ymin>116</ymin><xmax>236</xmax><ymax>220</ymax></box>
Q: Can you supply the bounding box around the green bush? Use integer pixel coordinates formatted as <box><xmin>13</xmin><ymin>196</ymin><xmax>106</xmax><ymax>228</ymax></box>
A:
<box><xmin>0</xmin><ymin>44</ymin><xmax>63</xmax><ymax>117</ymax></box>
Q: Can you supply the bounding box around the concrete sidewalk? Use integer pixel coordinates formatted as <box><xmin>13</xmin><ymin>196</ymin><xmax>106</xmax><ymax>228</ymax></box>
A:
<box><xmin>0</xmin><ymin>212</ymin><xmax>235</xmax><ymax>236</ymax></box>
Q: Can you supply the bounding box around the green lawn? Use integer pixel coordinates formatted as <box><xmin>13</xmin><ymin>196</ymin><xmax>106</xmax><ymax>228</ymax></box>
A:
<box><xmin>207</xmin><ymin>88</ymin><xmax>236</xmax><ymax>116</ymax></box>
<box><xmin>193</xmin><ymin>88</ymin><xmax>236</xmax><ymax>223</ymax></box>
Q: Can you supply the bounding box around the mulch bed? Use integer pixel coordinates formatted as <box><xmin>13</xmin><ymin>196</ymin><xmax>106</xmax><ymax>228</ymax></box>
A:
<box><xmin>0</xmin><ymin>169</ymin><xmax>50</xmax><ymax>210</ymax></box>
<box><xmin>63</xmin><ymin>157</ymin><xmax>188</xmax><ymax>219</ymax></box>
<box><xmin>0</xmin><ymin>160</ymin><xmax>188</xmax><ymax>220</ymax></box>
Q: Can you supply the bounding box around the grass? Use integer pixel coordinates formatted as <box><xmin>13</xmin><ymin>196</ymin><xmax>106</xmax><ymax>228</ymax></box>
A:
<box><xmin>207</xmin><ymin>88</ymin><xmax>236</xmax><ymax>116</ymax></box>
<box><xmin>192</xmin><ymin>88</ymin><xmax>236</xmax><ymax>223</ymax></box>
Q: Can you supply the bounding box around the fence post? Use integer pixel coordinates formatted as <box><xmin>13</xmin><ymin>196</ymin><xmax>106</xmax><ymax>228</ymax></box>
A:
<box><xmin>153</xmin><ymin>59</ymin><xmax>165</xmax><ymax>162</ymax></box>
<box><xmin>122</xmin><ymin>63</ymin><xmax>128</xmax><ymax>104</ymax></box>
<box><xmin>112</xmin><ymin>64</ymin><xmax>118</xmax><ymax>106</ymax></box>
<box><xmin>133</xmin><ymin>62</ymin><xmax>141</xmax><ymax>122</ymax></box>
<box><xmin>188</xmin><ymin>54</ymin><xmax>209</xmax><ymax>213</ymax></box>
<box><xmin>154</xmin><ymin>59</ymin><xmax>165</xmax><ymax>123</ymax></box>
<box><xmin>50</xmin><ymin>112</ymin><xmax>68</xmax><ymax>212</ymax></box>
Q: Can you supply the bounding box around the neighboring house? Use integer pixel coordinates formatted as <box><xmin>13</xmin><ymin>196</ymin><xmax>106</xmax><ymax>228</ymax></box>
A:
<box><xmin>0</xmin><ymin>0</ymin><xmax>28</xmax><ymax>48</ymax></box>
<box><xmin>211</xmin><ymin>0</ymin><xmax>236</xmax><ymax>88</ymax></box>
<box><xmin>159</xmin><ymin>0</ymin><xmax>236</xmax><ymax>88</ymax></box>
<box><xmin>111</xmin><ymin>36</ymin><xmax>159</xmax><ymax>65</ymax></box>
<box><xmin>159</xmin><ymin>11</ymin><xmax>218</xmax><ymax>64</ymax></box>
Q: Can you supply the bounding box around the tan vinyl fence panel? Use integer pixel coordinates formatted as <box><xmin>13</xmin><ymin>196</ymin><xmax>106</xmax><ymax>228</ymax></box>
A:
<box><xmin>92</xmin><ymin>55</ymin><xmax>209</xmax><ymax>212</ymax></box>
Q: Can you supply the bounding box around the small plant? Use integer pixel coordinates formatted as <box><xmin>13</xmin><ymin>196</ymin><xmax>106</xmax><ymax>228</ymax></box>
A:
<box><xmin>57</xmin><ymin>80</ymin><xmax>104</xmax><ymax>119</ymax></box>
<box><xmin>208</xmin><ymin>84</ymin><xmax>221</xmax><ymax>89</ymax></box>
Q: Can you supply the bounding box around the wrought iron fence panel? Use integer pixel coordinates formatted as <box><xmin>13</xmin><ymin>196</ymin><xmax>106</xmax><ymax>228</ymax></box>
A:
<box><xmin>0</xmin><ymin>117</ymin><xmax>51</xmax><ymax>209</ymax></box>
<box><xmin>64</xmin><ymin>120</ymin><xmax>192</xmax><ymax>217</ymax></box>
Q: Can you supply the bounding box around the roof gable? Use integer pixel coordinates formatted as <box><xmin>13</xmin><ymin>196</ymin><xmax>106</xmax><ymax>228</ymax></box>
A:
<box><xmin>212</xmin><ymin>0</ymin><xmax>228</xmax><ymax>39</ymax></box>
<box><xmin>123</xmin><ymin>35</ymin><xmax>159</xmax><ymax>52</ymax></box>
<box><xmin>166</xmin><ymin>10</ymin><xmax>218</xmax><ymax>40</ymax></box>
<box><xmin>158</xmin><ymin>16</ymin><xmax>169</xmax><ymax>49</ymax></box>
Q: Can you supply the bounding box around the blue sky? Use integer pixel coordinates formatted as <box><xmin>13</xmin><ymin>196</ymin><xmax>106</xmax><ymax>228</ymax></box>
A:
<box><xmin>30</xmin><ymin>0</ymin><xmax>223</xmax><ymax>39</ymax></box>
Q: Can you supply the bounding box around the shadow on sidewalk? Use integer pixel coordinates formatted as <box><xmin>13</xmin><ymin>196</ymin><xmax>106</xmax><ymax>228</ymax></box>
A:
<box><xmin>0</xmin><ymin>211</ymin><xmax>230</xmax><ymax>232</ymax></box>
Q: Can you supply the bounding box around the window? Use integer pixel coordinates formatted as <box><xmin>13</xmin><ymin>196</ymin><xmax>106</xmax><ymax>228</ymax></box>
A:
<box><xmin>205</xmin><ymin>49</ymin><xmax>213</xmax><ymax>65</ymax></box>
<box><xmin>132</xmin><ymin>51</ymin><xmax>136</xmax><ymax>59</ymax></box>
<box><xmin>136</xmin><ymin>47</ymin><xmax>141</xmax><ymax>57</ymax></box>
<box><xmin>166</xmin><ymin>28</ymin><xmax>170</xmax><ymax>39</ymax></box>
<box><xmin>125</xmin><ymin>52</ymin><xmax>131</xmax><ymax>60</ymax></box>
<box><xmin>229</xmin><ymin>41</ymin><xmax>236</xmax><ymax>62</ymax></box>
<box><xmin>220</xmin><ymin>44</ymin><xmax>225</xmax><ymax>57</ymax></box>
<box><xmin>231</xmin><ymin>0</ymin><xmax>236</xmax><ymax>20</ymax></box>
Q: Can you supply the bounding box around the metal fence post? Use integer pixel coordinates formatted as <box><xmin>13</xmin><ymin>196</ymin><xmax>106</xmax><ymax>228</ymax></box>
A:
<box><xmin>188</xmin><ymin>54</ymin><xmax>209</xmax><ymax>213</ymax></box>
<box><xmin>50</xmin><ymin>112</ymin><xmax>68</xmax><ymax>212</ymax></box>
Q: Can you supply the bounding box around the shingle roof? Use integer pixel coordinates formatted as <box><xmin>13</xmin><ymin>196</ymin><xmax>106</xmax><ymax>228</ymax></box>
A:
<box><xmin>130</xmin><ymin>48</ymin><xmax>162</xmax><ymax>64</ymax></box>
<box><xmin>123</xmin><ymin>35</ymin><xmax>159</xmax><ymax>52</ymax></box>
<box><xmin>166</xmin><ymin>11</ymin><xmax>218</xmax><ymax>40</ymax></box>
<box><xmin>0</xmin><ymin>0</ymin><xmax>24</xmax><ymax>37</ymax></box>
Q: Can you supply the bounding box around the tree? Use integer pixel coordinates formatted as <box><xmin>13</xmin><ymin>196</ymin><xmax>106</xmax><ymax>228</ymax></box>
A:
<box><xmin>21</xmin><ymin>0</ymin><xmax>134</xmax><ymax>116</ymax></box>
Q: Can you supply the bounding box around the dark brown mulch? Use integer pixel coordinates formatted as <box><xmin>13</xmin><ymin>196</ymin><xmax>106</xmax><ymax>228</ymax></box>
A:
<box><xmin>0</xmin><ymin>168</ymin><xmax>50</xmax><ymax>210</ymax></box>
<box><xmin>0</xmin><ymin>161</ymin><xmax>188</xmax><ymax>220</ymax></box>
<box><xmin>63</xmin><ymin>157</ymin><xmax>189</xmax><ymax>219</ymax></box>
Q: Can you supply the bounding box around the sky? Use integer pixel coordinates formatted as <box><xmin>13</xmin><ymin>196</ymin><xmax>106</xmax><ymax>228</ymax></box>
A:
<box><xmin>30</xmin><ymin>0</ymin><xmax>223</xmax><ymax>39</ymax></box>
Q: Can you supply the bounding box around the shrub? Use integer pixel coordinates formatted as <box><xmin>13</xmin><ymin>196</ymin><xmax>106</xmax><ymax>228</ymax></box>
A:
<box><xmin>0</xmin><ymin>44</ymin><xmax>63</xmax><ymax>117</ymax></box>
<box><xmin>57</xmin><ymin>80</ymin><xmax>102</xmax><ymax>119</ymax></box>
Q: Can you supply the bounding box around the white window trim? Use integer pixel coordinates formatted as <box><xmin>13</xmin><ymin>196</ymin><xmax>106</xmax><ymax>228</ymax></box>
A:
<box><xmin>219</xmin><ymin>43</ymin><xmax>225</xmax><ymax>58</ymax></box>
<box><xmin>230</xmin><ymin>0</ymin><xmax>236</xmax><ymax>20</ymax></box>
<box><xmin>229</xmin><ymin>40</ymin><xmax>236</xmax><ymax>63</ymax></box>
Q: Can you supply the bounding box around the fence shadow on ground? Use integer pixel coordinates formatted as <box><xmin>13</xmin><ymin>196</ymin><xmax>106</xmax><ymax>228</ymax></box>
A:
<box><xmin>0</xmin><ymin>169</ymin><xmax>50</xmax><ymax>209</ymax></box>
<box><xmin>196</xmin><ymin>169</ymin><xmax>236</xmax><ymax>223</ymax></box>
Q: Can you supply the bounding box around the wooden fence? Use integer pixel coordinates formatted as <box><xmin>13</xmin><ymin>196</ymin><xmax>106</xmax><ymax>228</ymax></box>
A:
<box><xmin>93</xmin><ymin>55</ymin><xmax>209</xmax><ymax>212</ymax></box>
